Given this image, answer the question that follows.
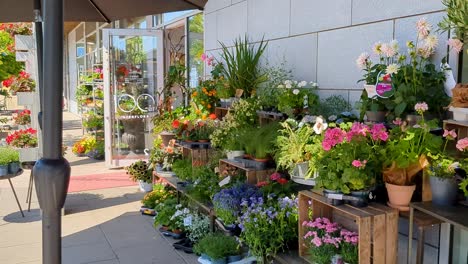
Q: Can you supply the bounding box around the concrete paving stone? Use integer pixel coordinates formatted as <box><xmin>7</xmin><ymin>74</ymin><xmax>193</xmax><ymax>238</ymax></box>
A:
<box><xmin>115</xmin><ymin>240</ymin><xmax>188</xmax><ymax>264</ymax></box>
<box><xmin>0</xmin><ymin>242</ymin><xmax>41</xmax><ymax>264</ymax></box>
<box><xmin>62</xmin><ymin>241</ymin><xmax>117</xmax><ymax>264</ymax></box>
<box><xmin>83</xmin><ymin>259</ymin><xmax>120</xmax><ymax>264</ymax></box>
<box><xmin>0</xmin><ymin>222</ymin><xmax>42</xmax><ymax>247</ymax></box>
<box><xmin>62</xmin><ymin>226</ymin><xmax>108</xmax><ymax>248</ymax></box>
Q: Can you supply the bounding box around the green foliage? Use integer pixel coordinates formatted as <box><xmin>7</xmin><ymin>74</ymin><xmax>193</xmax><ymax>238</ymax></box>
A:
<box><xmin>194</xmin><ymin>233</ymin><xmax>240</xmax><ymax>259</ymax></box>
<box><xmin>186</xmin><ymin>213</ymin><xmax>211</xmax><ymax>243</ymax></box>
<box><xmin>257</xmin><ymin>60</ymin><xmax>293</xmax><ymax>109</ymax></box>
<box><xmin>171</xmin><ymin>158</ymin><xmax>193</xmax><ymax>181</ymax></box>
<box><xmin>153</xmin><ymin>197</ymin><xmax>178</xmax><ymax>227</ymax></box>
<box><xmin>459</xmin><ymin>177</ymin><xmax>468</xmax><ymax>197</ymax></box>
<box><xmin>0</xmin><ymin>31</ymin><xmax>23</xmax><ymax>81</ymax></box>
<box><xmin>318</xmin><ymin>95</ymin><xmax>352</xmax><ymax>119</ymax></box>
<box><xmin>439</xmin><ymin>0</ymin><xmax>468</xmax><ymax>43</ymax></box>
<box><xmin>141</xmin><ymin>184</ymin><xmax>176</xmax><ymax>209</ymax></box>
<box><xmin>0</xmin><ymin>147</ymin><xmax>19</xmax><ymax>165</ymax></box>
<box><xmin>82</xmin><ymin>111</ymin><xmax>104</xmax><ymax>130</ymax></box>
<box><xmin>239</xmin><ymin>122</ymin><xmax>280</xmax><ymax>159</ymax></box>
<box><xmin>219</xmin><ymin>36</ymin><xmax>267</xmax><ymax>97</ymax></box>
<box><xmin>428</xmin><ymin>156</ymin><xmax>458</xmax><ymax>179</ymax></box>
<box><xmin>187</xmin><ymin>166</ymin><xmax>220</xmax><ymax>203</ymax></box>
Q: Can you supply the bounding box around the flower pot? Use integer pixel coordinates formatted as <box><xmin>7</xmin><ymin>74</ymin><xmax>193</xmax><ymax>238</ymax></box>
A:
<box><xmin>406</xmin><ymin>114</ymin><xmax>422</xmax><ymax>127</ymax></box>
<box><xmin>292</xmin><ymin>162</ymin><xmax>309</xmax><ymax>178</ymax></box>
<box><xmin>429</xmin><ymin>176</ymin><xmax>459</xmax><ymax>206</ymax></box>
<box><xmin>138</xmin><ymin>180</ymin><xmax>153</xmax><ymax>192</ymax></box>
<box><xmin>366</xmin><ymin>111</ymin><xmax>386</xmax><ymax>122</ymax></box>
<box><xmin>364</xmin><ymin>84</ymin><xmax>377</xmax><ymax>98</ymax></box>
<box><xmin>8</xmin><ymin>162</ymin><xmax>20</xmax><ymax>174</ymax></box>
<box><xmin>349</xmin><ymin>190</ymin><xmax>370</xmax><ymax>207</ymax></box>
<box><xmin>210</xmin><ymin>257</ymin><xmax>227</xmax><ymax>264</ymax></box>
<box><xmin>159</xmin><ymin>132</ymin><xmax>175</xmax><ymax>146</ymax></box>
<box><xmin>0</xmin><ymin>165</ymin><xmax>8</xmax><ymax>176</ymax></box>
<box><xmin>226</xmin><ymin>150</ymin><xmax>245</xmax><ymax>160</ymax></box>
<box><xmin>18</xmin><ymin>148</ymin><xmax>39</xmax><ymax>162</ymax></box>
<box><xmin>16</xmin><ymin>92</ymin><xmax>35</xmax><ymax>106</ymax></box>
<box><xmin>449</xmin><ymin>106</ymin><xmax>468</xmax><ymax>122</ymax></box>
<box><xmin>323</xmin><ymin>189</ymin><xmax>344</xmax><ymax>206</ymax></box>
<box><xmin>227</xmin><ymin>255</ymin><xmax>243</xmax><ymax>263</ymax></box>
<box><xmin>385</xmin><ymin>183</ymin><xmax>415</xmax><ymax>211</ymax></box>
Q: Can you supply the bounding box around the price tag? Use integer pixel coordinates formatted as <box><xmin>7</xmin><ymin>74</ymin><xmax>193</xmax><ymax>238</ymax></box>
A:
<box><xmin>184</xmin><ymin>216</ymin><xmax>192</xmax><ymax>227</ymax></box>
<box><xmin>219</xmin><ymin>176</ymin><xmax>231</xmax><ymax>187</ymax></box>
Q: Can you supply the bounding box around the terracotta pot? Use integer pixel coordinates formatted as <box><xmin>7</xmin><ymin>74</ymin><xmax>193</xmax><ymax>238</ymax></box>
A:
<box><xmin>385</xmin><ymin>183</ymin><xmax>415</xmax><ymax>211</ymax></box>
<box><xmin>253</xmin><ymin>158</ymin><xmax>269</xmax><ymax>162</ymax></box>
<box><xmin>159</xmin><ymin>132</ymin><xmax>175</xmax><ymax>146</ymax></box>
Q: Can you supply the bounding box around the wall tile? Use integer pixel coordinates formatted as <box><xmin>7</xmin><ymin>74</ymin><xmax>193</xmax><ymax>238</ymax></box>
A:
<box><xmin>232</xmin><ymin>0</ymin><xmax>245</xmax><ymax>4</ymax></box>
<box><xmin>248</xmin><ymin>0</ymin><xmax>290</xmax><ymax>42</ymax></box>
<box><xmin>204</xmin><ymin>0</ymin><xmax>232</xmax><ymax>14</ymax></box>
<box><xmin>290</xmin><ymin>0</ymin><xmax>352</xmax><ymax>35</ymax></box>
<box><xmin>352</xmin><ymin>0</ymin><xmax>444</xmax><ymax>25</ymax></box>
<box><xmin>264</xmin><ymin>33</ymin><xmax>318</xmax><ymax>82</ymax></box>
<box><xmin>317</xmin><ymin>21</ymin><xmax>394</xmax><ymax>89</ymax></box>
<box><xmin>217</xmin><ymin>1</ymin><xmax>248</xmax><ymax>47</ymax></box>
<box><xmin>204</xmin><ymin>12</ymin><xmax>218</xmax><ymax>51</ymax></box>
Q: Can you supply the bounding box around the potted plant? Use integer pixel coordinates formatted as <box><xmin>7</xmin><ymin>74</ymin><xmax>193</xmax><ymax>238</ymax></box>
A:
<box><xmin>277</xmin><ymin>80</ymin><xmax>319</xmax><ymax>117</ymax></box>
<box><xmin>2</xmin><ymin>71</ymin><xmax>36</xmax><ymax>105</ymax></box>
<box><xmin>153</xmin><ymin>197</ymin><xmax>178</xmax><ymax>231</ymax></box>
<box><xmin>213</xmin><ymin>183</ymin><xmax>261</xmax><ymax>228</ymax></box>
<box><xmin>382</xmin><ymin>103</ymin><xmax>443</xmax><ymax>210</ymax></box>
<box><xmin>72</xmin><ymin>138</ymin><xmax>87</xmax><ymax>157</ymax></box>
<box><xmin>6</xmin><ymin>128</ymin><xmax>38</xmax><ymax>161</ymax></box>
<box><xmin>171</xmin><ymin>158</ymin><xmax>193</xmax><ymax>181</ymax></box>
<box><xmin>0</xmin><ymin>148</ymin><xmax>11</xmax><ymax>176</ymax></box>
<box><xmin>6</xmin><ymin>148</ymin><xmax>20</xmax><ymax>174</ymax></box>
<box><xmin>126</xmin><ymin>160</ymin><xmax>153</xmax><ymax>192</ymax></box>
<box><xmin>13</xmin><ymin>109</ymin><xmax>31</xmax><ymax>128</ymax></box>
<box><xmin>194</xmin><ymin>233</ymin><xmax>241</xmax><ymax>264</ymax></box>
<box><xmin>257</xmin><ymin>172</ymin><xmax>294</xmax><ymax>198</ymax></box>
<box><xmin>175</xmin><ymin>213</ymin><xmax>210</xmax><ymax>253</ymax></box>
<box><xmin>316</xmin><ymin>122</ymin><xmax>388</xmax><ymax>206</ymax></box>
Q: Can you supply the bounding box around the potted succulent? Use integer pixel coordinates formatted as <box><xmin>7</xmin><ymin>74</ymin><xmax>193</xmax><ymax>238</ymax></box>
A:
<box><xmin>382</xmin><ymin>103</ymin><xmax>443</xmax><ymax>210</ymax></box>
<box><xmin>126</xmin><ymin>160</ymin><xmax>153</xmax><ymax>192</ymax></box>
<box><xmin>316</xmin><ymin>122</ymin><xmax>388</xmax><ymax>206</ymax></box>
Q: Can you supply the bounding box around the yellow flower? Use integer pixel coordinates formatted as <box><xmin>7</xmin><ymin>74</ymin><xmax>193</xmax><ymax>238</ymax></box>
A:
<box><xmin>196</xmin><ymin>109</ymin><xmax>201</xmax><ymax>115</ymax></box>
<box><xmin>192</xmin><ymin>91</ymin><xmax>198</xmax><ymax>97</ymax></box>
<box><xmin>207</xmin><ymin>104</ymin><xmax>212</xmax><ymax>109</ymax></box>
<box><xmin>202</xmin><ymin>114</ymin><xmax>207</xmax><ymax>120</ymax></box>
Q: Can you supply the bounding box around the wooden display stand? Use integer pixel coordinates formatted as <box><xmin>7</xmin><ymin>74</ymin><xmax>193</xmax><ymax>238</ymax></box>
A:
<box><xmin>298</xmin><ymin>191</ymin><xmax>398</xmax><ymax>264</ymax></box>
<box><xmin>214</xmin><ymin>107</ymin><xmax>230</xmax><ymax>120</ymax></box>
<box><xmin>218</xmin><ymin>159</ymin><xmax>275</xmax><ymax>184</ymax></box>
<box><xmin>176</xmin><ymin>143</ymin><xmax>215</xmax><ymax>167</ymax></box>
<box><xmin>256</xmin><ymin>110</ymin><xmax>285</xmax><ymax>126</ymax></box>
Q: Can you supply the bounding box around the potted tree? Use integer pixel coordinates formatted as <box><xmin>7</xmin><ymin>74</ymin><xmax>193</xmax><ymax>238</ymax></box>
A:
<box><xmin>126</xmin><ymin>160</ymin><xmax>153</xmax><ymax>192</ymax></box>
<box><xmin>382</xmin><ymin>103</ymin><xmax>443</xmax><ymax>210</ymax></box>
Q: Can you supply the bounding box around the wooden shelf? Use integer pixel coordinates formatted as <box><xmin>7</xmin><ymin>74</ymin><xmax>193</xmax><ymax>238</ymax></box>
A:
<box><xmin>175</xmin><ymin>142</ymin><xmax>215</xmax><ymax>167</ymax></box>
<box><xmin>444</xmin><ymin>119</ymin><xmax>468</xmax><ymax>138</ymax></box>
<box><xmin>298</xmin><ymin>191</ymin><xmax>398</xmax><ymax>264</ymax></box>
<box><xmin>219</xmin><ymin>159</ymin><xmax>275</xmax><ymax>184</ymax></box>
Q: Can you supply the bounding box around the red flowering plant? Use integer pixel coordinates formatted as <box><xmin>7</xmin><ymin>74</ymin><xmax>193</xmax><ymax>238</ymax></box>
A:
<box><xmin>302</xmin><ymin>217</ymin><xmax>358</xmax><ymax>264</ymax></box>
<box><xmin>257</xmin><ymin>172</ymin><xmax>294</xmax><ymax>198</ymax></box>
<box><xmin>0</xmin><ymin>23</ymin><xmax>32</xmax><ymax>36</ymax></box>
<box><xmin>6</xmin><ymin>128</ymin><xmax>38</xmax><ymax>148</ymax></box>
<box><xmin>13</xmin><ymin>109</ymin><xmax>31</xmax><ymax>125</ymax></box>
<box><xmin>2</xmin><ymin>71</ymin><xmax>36</xmax><ymax>94</ymax></box>
<box><xmin>315</xmin><ymin>122</ymin><xmax>389</xmax><ymax>193</ymax></box>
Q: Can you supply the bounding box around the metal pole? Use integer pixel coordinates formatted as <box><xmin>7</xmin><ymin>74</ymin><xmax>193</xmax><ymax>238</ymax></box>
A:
<box><xmin>33</xmin><ymin>0</ymin><xmax>71</xmax><ymax>263</ymax></box>
<box><xmin>34</xmin><ymin>0</ymin><xmax>43</xmax><ymax>113</ymax></box>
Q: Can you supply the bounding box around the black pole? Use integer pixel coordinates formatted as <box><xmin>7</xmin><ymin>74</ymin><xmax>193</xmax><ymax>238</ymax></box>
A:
<box><xmin>34</xmin><ymin>0</ymin><xmax>43</xmax><ymax>129</ymax></box>
<box><xmin>32</xmin><ymin>0</ymin><xmax>70</xmax><ymax>263</ymax></box>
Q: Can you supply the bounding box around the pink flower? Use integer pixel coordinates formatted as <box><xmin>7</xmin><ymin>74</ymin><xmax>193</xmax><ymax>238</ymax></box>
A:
<box><xmin>416</xmin><ymin>18</ymin><xmax>431</xmax><ymax>38</ymax></box>
<box><xmin>356</xmin><ymin>52</ymin><xmax>370</xmax><ymax>69</ymax></box>
<box><xmin>312</xmin><ymin>236</ymin><xmax>322</xmax><ymax>247</ymax></box>
<box><xmin>370</xmin><ymin>123</ymin><xmax>389</xmax><ymax>141</ymax></box>
<box><xmin>270</xmin><ymin>172</ymin><xmax>281</xmax><ymax>181</ymax></box>
<box><xmin>443</xmin><ymin>129</ymin><xmax>457</xmax><ymax>140</ymax></box>
<box><xmin>381</xmin><ymin>43</ymin><xmax>396</xmax><ymax>57</ymax></box>
<box><xmin>392</xmin><ymin>118</ymin><xmax>402</xmax><ymax>126</ymax></box>
<box><xmin>352</xmin><ymin>160</ymin><xmax>367</xmax><ymax>168</ymax></box>
<box><xmin>414</xmin><ymin>102</ymin><xmax>428</xmax><ymax>114</ymax></box>
<box><xmin>322</xmin><ymin>128</ymin><xmax>346</xmax><ymax>150</ymax></box>
<box><xmin>448</xmin><ymin>38</ymin><xmax>464</xmax><ymax>53</ymax></box>
<box><xmin>201</xmin><ymin>53</ymin><xmax>207</xmax><ymax>61</ymax></box>
<box><xmin>456</xmin><ymin>138</ymin><xmax>468</xmax><ymax>152</ymax></box>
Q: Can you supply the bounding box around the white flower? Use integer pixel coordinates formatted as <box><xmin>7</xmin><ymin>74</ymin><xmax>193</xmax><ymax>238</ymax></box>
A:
<box><xmin>284</xmin><ymin>80</ymin><xmax>292</xmax><ymax>86</ymax></box>
<box><xmin>285</xmin><ymin>83</ymin><xmax>292</xmax><ymax>89</ymax></box>
<box><xmin>310</xmin><ymin>82</ymin><xmax>318</xmax><ymax>87</ymax></box>
<box><xmin>292</xmin><ymin>89</ymin><xmax>300</xmax><ymax>95</ymax></box>
<box><xmin>385</xmin><ymin>64</ymin><xmax>400</xmax><ymax>75</ymax></box>
<box><xmin>390</xmin><ymin>39</ymin><xmax>399</xmax><ymax>52</ymax></box>
<box><xmin>278</xmin><ymin>84</ymin><xmax>284</xmax><ymax>88</ymax></box>
<box><xmin>447</xmin><ymin>38</ymin><xmax>464</xmax><ymax>53</ymax></box>
<box><xmin>298</xmin><ymin>81</ymin><xmax>307</xmax><ymax>87</ymax></box>
<box><xmin>356</xmin><ymin>52</ymin><xmax>370</xmax><ymax>69</ymax></box>
<box><xmin>417</xmin><ymin>46</ymin><xmax>433</xmax><ymax>59</ymax></box>
<box><xmin>381</xmin><ymin>43</ymin><xmax>396</xmax><ymax>57</ymax></box>
<box><xmin>313</xmin><ymin>116</ymin><xmax>328</xmax><ymax>134</ymax></box>
<box><xmin>416</xmin><ymin>18</ymin><xmax>431</xmax><ymax>38</ymax></box>
<box><xmin>373</xmin><ymin>41</ymin><xmax>383</xmax><ymax>55</ymax></box>
<box><xmin>424</xmin><ymin>35</ymin><xmax>438</xmax><ymax>50</ymax></box>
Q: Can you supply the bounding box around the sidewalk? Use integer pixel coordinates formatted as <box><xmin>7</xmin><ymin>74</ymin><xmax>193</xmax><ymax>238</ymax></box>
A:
<box><xmin>0</xmin><ymin>111</ymin><xmax>198</xmax><ymax>264</ymax></box>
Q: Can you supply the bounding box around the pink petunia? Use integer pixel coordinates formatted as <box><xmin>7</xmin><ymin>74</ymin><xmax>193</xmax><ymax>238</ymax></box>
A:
<box><xmin>456</xmin><ymin>138</ymin><xmax>468</xmax><ymax>152</ymax></box>
<box><xmin>447</xmin><ymin>38</ymin><xmax>464</xmax><ymax>53</ymax></box>
<box><xmin>443</xmin><ymin>129</ymin><xmax>457</xmax><ymax>140</ymax></box>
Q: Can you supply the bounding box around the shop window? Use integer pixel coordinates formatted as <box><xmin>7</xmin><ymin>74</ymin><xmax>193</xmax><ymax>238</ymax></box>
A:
<box><xmin>187</xmin><ymin>13</ymin><xmax>204</xmax><ymax>88</ymax></box>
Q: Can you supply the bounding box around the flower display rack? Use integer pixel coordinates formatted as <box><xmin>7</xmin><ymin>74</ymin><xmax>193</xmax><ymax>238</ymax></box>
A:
<box><xmin>256</xmin><ymin>110</ymin><xmax>286</xmax><ymax>126</ymax></box>
<box><xmin>214</xmin><ymin>107</ymin><xmax>231</xmax><ymax>120</ymax></box>
<box><xmin>298</xmin><ymin>191</ymin><xmax>398</xmax><ymax>264</ymax></box>
<box><xmin>176</xmin><ymin>143</ymin><xmax>215</xmax><ymax>167</ymax></box>
<box><xmin>219</xmin><ymin>159</ymin><xmax>276</xmax><ymax>185</ymax></box>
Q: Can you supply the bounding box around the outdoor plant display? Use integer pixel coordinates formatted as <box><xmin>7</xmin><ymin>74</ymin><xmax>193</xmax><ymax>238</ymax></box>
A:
<box><xmin>302</xmin><ymin>217</ymin><xmax>359</xmax><ymax>264</ymax></box>
<box><xmin>186</xmin><ymin>213</ymin><xmax>211</xmax><ymax>243</ymax></box>
<box><xmin>6</xmin><ymin>128</ymin><xmax>37</xmax><ymax>148</ymax></box>
<box><xmin>0</xmin><ymin>147</ymin><xmax>20</xmax><ymax>175</ymax></box>
<box><xmin>186</xmin><ymin>166</ymin><xmax>221</xmax><ymax>203</ymax></box>
<box><xmin>141</xmin><ymin>183</ymin><xmax>176</xmax><ymax>209</ymax></box>
<box><xmin>256</xmin><ymin>172</ymin><xmax>294</xmax><ymax>198</ymax></box>
<box><xmin>382</xmin><ymin>103</ymin><xmax>443</xmax><ymax>210</ymax></box>
<box><xmin>238</xmin><ymin>195</ymin><xmax>298</xmax><ymax>262</ymax></box>
<box><xmin>239</xmin><ymin>122</ymin><xmax>280</xmax><ymax>162</ymax></box>
<box><xmin>212</xmin><ymin>183</ymin><xmax>261</xmax><ymax>226</ymax></box>
<box><xmin>72</xmin><ymin>138</ymin><xmax>87</xmax><ymax>156</ymax></box>
<box><xmin>277</xmin><ymin>80</ymin><xmax>319</xmax><ymax>117</ymax></box>
<box><xmin>438</xmin><ymin>0</ymin><xmax>467</xmax><ymax>55</ymax></box>
<box><xmin>194</xmin><ymin>233</ymin><xmax>241</xmax><ymax>263</ymax></box>
<box><xmin>82</xmin><ymin>111</ymin><xmax>104</xmax><ymax>131</ymax></box>
<box><xmin>13</xmin><ymin>109</ymin><xmax>31</xmax><ymax>125</ymax></box>
<box><xmin>126</xmin><ymin>160</ymin><xmax>153</xmax><ymax>192</ymax></box>
<box><xmin>257</xmin><ymin>61</ymin><xmax>293</xmax><ymax>112</ymax></box>
<box><xmin>171</xmin><ymin>158</ymin><xmax>193</xmax><ymax>181</ymax></box>
<box><xmin>219</xmin><ymin>36</ymin><xmax>267</xmax><ymax>97</ymax></box>
<box><xmin>151</xmin><ymin>140</ymin><xmax>182</xmax><ymax>171</ymax></box>
<box><xmin>315</xmin><ymin>122</ymin><xmax>389</xmax><ymax>204</ymax></box>
<box><xmin>191</xmin><ymin>80</ymin><xmax>219</xmax><ymax>113</ymax></box>
<box><xmin>1</xmin><ymin>70</ymin><xmax>35</xmax><ymax>94</ymax></box>
<box><xmin>356</xmin><ymin>18</ymin><xmax>449</xmax><ymax>121</ymax></box>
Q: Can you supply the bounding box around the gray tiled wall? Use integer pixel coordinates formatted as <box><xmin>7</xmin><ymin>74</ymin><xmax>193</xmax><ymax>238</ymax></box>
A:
<box><xmin>204</xmin><ymin>0</ymin><xmax>459</xmax><ymax>106</ymax></box>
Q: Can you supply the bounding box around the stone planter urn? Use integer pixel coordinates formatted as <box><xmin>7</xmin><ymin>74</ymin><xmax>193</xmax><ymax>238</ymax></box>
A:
<box><xmin>121</xmin><ymin>119</ymin><xmax>145</xmax><ymax>155</ymax></box>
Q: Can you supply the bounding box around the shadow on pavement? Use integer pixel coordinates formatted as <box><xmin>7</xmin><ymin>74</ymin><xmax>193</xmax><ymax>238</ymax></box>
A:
<box><xmin>64</xmin><ymin>191</ymin><xmax>143</xmax><ymax>215</ymax></box>
<box><xmin>2</xmin><ymin>209</ymin><xmax>41</xmax><ymax>224</ymax></box>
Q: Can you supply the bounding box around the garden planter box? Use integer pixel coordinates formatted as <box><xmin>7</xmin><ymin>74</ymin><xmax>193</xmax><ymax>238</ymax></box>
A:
<box><xmin>449</xmin><ymin>107</ymin><xmax>468</xmax><ymax>121</ymax></box>
<box><xmin>298</xmin><ymin>190</ymin><xmax>398</xmax><ymax>264</ymax></box>
<box><xmin>177</xmin><ymin>143</ymin><xmax>215</xmax><ymax>167</ymax></box>
<box><xmin>219</xmin><ymin>159</ymin><xmax>275</xmax><ymax>185</ymax></box>
<box><xmin>18</xmin><ymin>148</ymin><xmax>39</xmax><ymax>162</ymax></box>
<box><xmin>16</xmin><ymin>92</ymin><xmax>35</xmax><ymax>106</ymax></box>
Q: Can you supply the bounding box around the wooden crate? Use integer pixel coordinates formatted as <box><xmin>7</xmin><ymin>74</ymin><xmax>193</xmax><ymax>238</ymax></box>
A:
<box><xmin>177</xmin><ymin>144</ymin><xmax>215</xmax><ymax>167</ymax></box>
<box><xmin>215</xmin><ymin>107</ymin><xmax>230</xmax><ymax>120</ymax></box>
<box><xmin>298</xmin><ymin>191</ymin><xmax>398</xmax><ymax>264</ymax></box>
<box><xmin>219</xmin><ymin>159</ymin><xmax>275</xmax><ymax>184</ymax></box>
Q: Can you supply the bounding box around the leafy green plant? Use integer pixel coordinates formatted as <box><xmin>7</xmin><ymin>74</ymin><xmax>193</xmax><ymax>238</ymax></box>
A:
<box><xmin>153</xmin><ymin>197</ymin><xmax>178</xmax><ymax>227</ymax></box>
<box><xmin>187</xmin><ymin>166</ymin><xmax>220</xmax><ymax>203</ymax></box>
<box><xmin>186</xmin><ymin>213</ymin><xmax>211</xmax><ymax>243</ymax></box>
<box><xmin>0</xmin><ymin>147</ymin><xmax>18</xmax><ymax>165</ymax></box>
<box><xmin>240</xmin><ymin>122</ymin><xmax>280</xmax><ymax>159</ymax></box>
<box><xmin>318</xmin><ymin>95</ymin><xmax>352</xmax><ymax>119</ymax></box>
<box><xmin>277</xmin><ymin>80</ymin><xmax>319</xmax><ymax>116</ymax></box>
<box><xmin>439</xmin><ymin>0</ymin><xmax>468</xmax><ymax>44</ymax></box>
<box><xmin>219</xmin><ymin>36</ymin><xmax>267</xmax><ymax>97</ymax></box>
<box><xmin>194</xmin><ymin>233</ymin><xmax>240</xmax><ymax>260</ymax></box>
<box><xmin>141</xmin><ymin>183</ymin><xmax>176</xmax><ymax>209</ymax></box>
<box><xmin>257</xmin><ymin>60</ymin><xmax>293</xmax><ymax>110</ymax></box>
<box><xmin>83</xmin><ymin>111</ymin><xmax>104</xmax><ymax>130</ymax></box>
<box><xmin>171</xmin><ymin>158</ymin><xmax>193</xmax><ymax>181</ymax></box>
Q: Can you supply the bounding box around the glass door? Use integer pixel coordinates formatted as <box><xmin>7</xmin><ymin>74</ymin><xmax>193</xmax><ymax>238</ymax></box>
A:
<box><xmin>103</xmin><ymin>29</ymin><xmax>164</xmax><ymax>167</ymax></box>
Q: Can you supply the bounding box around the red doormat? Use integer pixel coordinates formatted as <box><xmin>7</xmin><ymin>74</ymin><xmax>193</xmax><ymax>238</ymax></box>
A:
<box><xmin>68</xmin><ymin>171</ymin><xmax>137</xmax><ymax>193</ymax></box>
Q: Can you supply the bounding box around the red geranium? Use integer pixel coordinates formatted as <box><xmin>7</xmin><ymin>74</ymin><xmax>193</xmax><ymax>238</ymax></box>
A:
<box><xmin>256</xmin><ymin>181</ymin><xmax>269</xmax><ymax>187</ymax></box>
<box><xmin>172</xmin><ymin>120</ymin><xmax>180</xmax><ymax>129</ymax></box>
<box><xmin>209</xmin><ymin>113</ymin><xmax>217</xmax><ymax>120</ymax></box>
<box><xmin>277</xmin><ymin>178</ymin><xmax>289</xmax><ymax>185</ymax></box>
<box><xmin>6</xmin><ymin>128</ymin><xmax>37</xmax><ymax>148</ymax></box>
